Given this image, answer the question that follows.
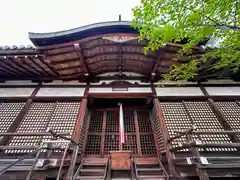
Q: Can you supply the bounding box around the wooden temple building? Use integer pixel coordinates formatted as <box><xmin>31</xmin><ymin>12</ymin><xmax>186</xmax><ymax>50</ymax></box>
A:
<box><xmin>0</xmin><ymin>21</ymin><xmax>239</xmax><ymax>180</ymax></box>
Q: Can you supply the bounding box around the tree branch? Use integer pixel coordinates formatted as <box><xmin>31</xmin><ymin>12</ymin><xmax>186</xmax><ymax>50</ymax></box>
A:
<box><xmin>234</xmin><ymin>0</ymin><xmax>238</xmax><ymax>27</ymax></box>
<box><xmin>173</xmin><ymin>0</ymin><xmax>240</xmax><ymax>31</ymax></box>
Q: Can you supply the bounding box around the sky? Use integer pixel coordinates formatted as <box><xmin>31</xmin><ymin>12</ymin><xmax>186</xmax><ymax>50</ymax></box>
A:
<box><xmin>0</xmin><ymin>0</ymin><xmax>140</xmax><ymax>46</ymax></box>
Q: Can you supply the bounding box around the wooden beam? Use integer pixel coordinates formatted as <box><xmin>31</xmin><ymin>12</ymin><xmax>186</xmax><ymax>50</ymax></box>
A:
<box><xmin>134</xmin><ymin>110</ymin><xmax>142</xmax><ymax>156</ymax></box>
<box><xmin>74</xmin><ymin>43</ymin><xmax>90</xmax><ymax>75</ymax></box>
<box><xmin>100</xmin><ymin>111</ymin><xmax>107</xmax><ymax>157</ymax></box>
<box><xmin>0</xmin><ymin>85</ymin><xmax>41</xmax><ymax>146</ymax></box>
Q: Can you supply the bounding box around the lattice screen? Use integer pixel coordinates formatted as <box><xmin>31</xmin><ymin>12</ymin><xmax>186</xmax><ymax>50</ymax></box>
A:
<box><xmin>123</xmin><ymin>110</ymin><xmax>137</xmax><ymax>154</ymax></box>
<box><xmin>85</xmin><ymin>135</ymin><xmax>101</xmax><ymax>154</ymax></box>
<box><xmin>140</xmin><ymin>135</ymin><xmax>156</xmax><ymax>155</ymax></box>
<box><xmin>138</xmin><ymin>111</ymin><xmax>152</xmax><ymax>133</ymax></box>
<box><xmin>185</xmin><ymin>101</ymin><xmax>233</xmax><ymax>151</ymax></box>
<box><xmin>85</xmin><ymin>110</ymin><xmax>103</xmax><ymax>154</ymax></box>
<box><xmin>88</xmin><ymin>111</ymin><xmax>103</xmax><ymax>133</ymax></box>
<box><xmin>104</xmin><ymin>111</ymin><xmax>119</xmax><ymax>153</ymax></box>
<box><xmin>138</xmin><ymin>110</ymin><xmax>156</xmax><ymax>155</ymax></box>
<box><xmin>123</xmin><ymin>135</ymin><xmax>137</xmax><ymax>154</ymax></box>
<box><xmin>215</xmin><ymin>101</ymin><xmax>240</xmax><ymax>138</ymax></box>
<box><xmin>43</xmin><ymin>102</ymin><xmax>81</xmax><ymax>151</ymax></box>
<box><xmin>150</xmin><ymin>104</ymin><xmax>165</xmax><ymax>153</ymax></box>
<box><xmin>123</xmin><ymin>111</ymin><xmax>135</xmax><ymax>133</ymax></box>
<box><xmin>104</xmin><ymin>135</ymin><xmax>119</xmax><ymax>153</ymax></box>
<box><xmin>8</xmin><ymin>103</ymin><xmax>56</xmax><ymax>153</ymax></box>
<box><xmin>0</xmin><ymin>102</ymin><xmax>25</xmax><ymax>138</ymax></box>
<box><xmin>106</xmin><ymin>111</ymin><xmax>119</xmax><ymax>133</ymax></box>
<box><xmin>160</xmin><ymin>102</ymin><xmax>193</xmax><ymax>151</ymax></box>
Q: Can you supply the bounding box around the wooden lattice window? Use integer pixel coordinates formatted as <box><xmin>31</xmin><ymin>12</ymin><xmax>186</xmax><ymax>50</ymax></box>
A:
<box><xmin>85</xmin><ymin>135</ymin><xmax>101</xmax><ymax>154</ymax></box>
<box><xmin>185</xmin><ymin>101</ymin><xmax>233</xmax><ymax>151</ymax></box>
<box><xmin>123</xmin><ymin>111</ymin><xmax>135</xmax><ymax>133</ymax></box>
<box><xmin>88</xmin><ymin>111</ymin><xmax>103</xmax><ymax>133</ymax></box>
<box><xmin>8</xmin><ymin>103</ymin><xmax>55</xmax><ymax>153</ymax></box>
<box><xmin>137</xmin><ymin>110</ymin><xmax>156</xmax><ymax>155</ymax></box>
<box><xmin>137</xmin><ymin>111</ymin><xmax>152</xmax><ymax>133</ymax></box>
<box><xmin>123</xmin><ymin>110</ymin><xmax>137</xmax><ymax>154</ymax></box>
<box><xmin>123</xmin><ymin>135</ymin><xmax>137</xmax><ymax>154</ymax></box>
<box><xmin>0</xmin><ymin>102</ymin><xmax>25</xmax><ymax>135</ymax></box>
<box><xmin>140</xmin><ymin>135</ymin><xmax>156</xmax><ymax>155</ymax></box>
<box><xmin>104</xmin><ymin>135</ymin><xmax>119</xmax><ymax>153</ymax></box>
<box><xmin>106</xmin><ymin>111</ymin><xmax>119</xmax><ymax>133</ymax></box>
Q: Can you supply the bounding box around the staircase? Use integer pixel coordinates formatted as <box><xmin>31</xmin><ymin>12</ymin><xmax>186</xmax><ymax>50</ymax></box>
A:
<box><xmin>134</xmin><ymin>157</ymin><xmax>168</xmax><ymax>180</ymax></box>
<box><xmin>74</xmin><ymin>157</ymin><xmax>108</xmax><ymax>179</ymax></box>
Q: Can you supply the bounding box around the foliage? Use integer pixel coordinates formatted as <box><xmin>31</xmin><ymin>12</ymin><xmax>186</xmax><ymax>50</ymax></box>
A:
<box><xmin>132</xmin><ymin>0</ymin><xmax>240</xmax><ymax>80</ymax></box>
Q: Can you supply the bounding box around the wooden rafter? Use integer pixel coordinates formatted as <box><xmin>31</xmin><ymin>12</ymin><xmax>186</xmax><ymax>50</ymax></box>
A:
<box><xmin>38</xmin><ymin>55</ymin><xmax>59</xmax><ymax>76</ymax></box>
<box><xmin>9</xmin><ymin>57</ymin><xmax>40</xmax><ymax>77</ymax></box>
<box><xmin>28</xmin><ymin>56</ymin><xmax>53</xmax><ymax>77</ymax></box>
<box><xmin>151</xmin><ymin>50</ymin><xmax>163</xmax><ymax>81</ymax></box>
<box><xmin>74</xmin><ymin>43</ymin><xmax>90</xmax><ymax>75</ymax></box>
<box><xmin>22</xmin><ymin>56</ymin><xmax>46</xmax><ymax>76</ymax></box>
<box><xmin>0</xmin><ymin>58</ymin><xmax>25</xmax><ymax>77</ymax></box>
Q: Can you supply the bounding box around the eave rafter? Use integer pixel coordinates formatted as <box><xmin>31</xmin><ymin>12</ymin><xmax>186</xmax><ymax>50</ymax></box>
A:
<box><xmin>151</xmin><ymin>50</ymin><xmax>163</xmax><ymax>81</ymax></box>
<box><xmin>118</xmin><ymin>43</ymin><xmax>123</xmax><ymax>75</ymax></box>
<box><xmin>74</xmin><ymin>43</ymin><xmax>91</xmax><ymax>76</ymax></box>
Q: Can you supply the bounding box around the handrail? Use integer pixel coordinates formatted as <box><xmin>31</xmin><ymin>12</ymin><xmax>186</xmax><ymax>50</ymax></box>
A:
<box><xmin>57</xmin><ymin>142</ymin><xmax>70</xmax><ymax>180</ymax></box>
<box><xmin>72</xmin><ymin>156</ymin><xmax>84</xmax><ymax>180</ymax></box>
<box><xmin>26</xmin><ymin>142</ymin><xmax>44</xmax><ymax>180</ymax></box>
<box><xmin>132</xmin><ymin>158</ymin><xmax>139</xmax><ymax>180</ymax></box>
<box><xmin>168</xmin><ymin>126</ymin><xmax>196</xmax><ymax>143</ymax></box>
<box><xmin>103</xmin><ymin>157</ymin><xmax>109</xmax><ymax>180</ymax></box>
<box><xmin>157</xmin><ymin>154</ymin><xmax>170</xmax><ymax>180</ymax></box>
<box><xmin>0</xmin><ymin>146</ymin><xmax>43</xmax><ymax>176</ymax></box>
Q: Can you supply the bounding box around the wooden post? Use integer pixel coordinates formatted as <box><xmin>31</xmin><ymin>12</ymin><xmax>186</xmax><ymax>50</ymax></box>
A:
<box><xmin>134</xmin><ymin>110</ymin><xmax>142</xmax><ymax>156</ymax></box>
<box><xmin>71</xmin><ymin>86</ymin><xmax>89</xmax><ymax>142</ymax></box>
<box><xmin>100</xmin><ymin>111</ymin><xmax>107</xmax><ymax>157</ymax></box>
<box><xmin>153</xmin><ymin>98</ymin><xmax>180</xmax><ymax>178</ymax></box>
<box><xmin>0</xmin><ymin>85</ymin><xmax>41</xmax><ymax>146</ymax></box>
<box><xmin>187</xmin><ymin>135</ymin><xmax>209</xmax><ymax>180</ymax></box>
<box><xmin>67</xmin><ymin>86</ymin><xmax>89</xmax><ymax>179</ymax></box>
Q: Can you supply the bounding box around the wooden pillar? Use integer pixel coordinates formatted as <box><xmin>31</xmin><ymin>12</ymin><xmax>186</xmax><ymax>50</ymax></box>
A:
<box><xmin>153</xmin><ymin>98</ymin><xmax>179</xmax><ymax>178</ymax></box>
<box><xmin>67</xmin><ymin>86</ymin><xmax>89</xmax><ymax>179</ymax></box>
<box><xmin>0</xmin><ymin>85</ymin><xmax>41</xmax><ymax>146</ymax></box>
<box><xmin>198</xmin><ymin>83</ymin><xmax>239</xmax><ymax>142</ymax></box>
<box><xmin>134</xmin><ymin>110</ymin><xmax>142</xmax><ymax>156</ymax></box>
<box><xmin>71</xmin><ymin>86</ymin><xmax>89</xmax><ymax>142</ymax></box>
<box><xmin>187</xmin><ymin>135</ymin><xmax>209</xmax><ymax>180</ymax></box>
<box><xmin>100</xmin><ymin>111</ymin><xmax>107</xmax><ymax>157</ymax></box>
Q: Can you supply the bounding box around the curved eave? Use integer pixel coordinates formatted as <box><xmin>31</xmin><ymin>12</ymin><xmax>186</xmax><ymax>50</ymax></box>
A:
<box><xmin>29</xmin><ymin>21</ymin><xmax>138</xmax><ymax>46</ymax></box>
